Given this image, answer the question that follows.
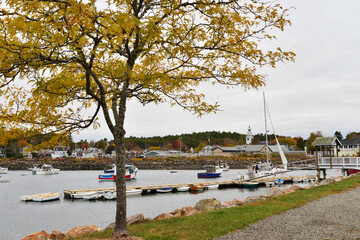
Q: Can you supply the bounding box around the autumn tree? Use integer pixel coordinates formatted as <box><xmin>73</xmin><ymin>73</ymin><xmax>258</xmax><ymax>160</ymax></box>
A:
<box><xmin>306</xmin><ymin>131</ymin><xmax>323</xmax><ymax>154</ymax></box>
<box><xmin>0</xmin><ymin>0</ymin><xmax>294</xmax><ymax>238</ymax></box>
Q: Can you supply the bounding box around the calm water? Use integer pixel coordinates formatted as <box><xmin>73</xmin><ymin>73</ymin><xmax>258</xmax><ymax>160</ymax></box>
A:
<box><xmin>0</xmin><ymin>168</ymin><xmax>341</xmax><ymax>240</ymax></box>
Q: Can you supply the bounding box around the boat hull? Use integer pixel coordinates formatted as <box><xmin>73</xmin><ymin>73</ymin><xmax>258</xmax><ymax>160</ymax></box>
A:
<box><xmin>156</xmin><ymin>188</ymin><xmax>173</xmax><ymax>193</ymax></box>
<box><xmin>242</xmin><ymin>182</ymin><xmax>259</xmax><ymax>188</ymax></box>
<box><xmin>349</xmin><ymin>168</ymin><xmax>360</xmax><ymax>175</ymax></box>
<box><xmin>197</xmin><ymin>172</ymin><xmax>221</xmax><ymax>178</ymax></box>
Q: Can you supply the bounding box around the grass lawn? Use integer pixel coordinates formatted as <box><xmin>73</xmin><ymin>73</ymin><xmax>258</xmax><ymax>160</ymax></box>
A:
<box><xmin>72</xmin><ymin>174</ymin><xmax>360</xmax><ymax>240</ymax></box>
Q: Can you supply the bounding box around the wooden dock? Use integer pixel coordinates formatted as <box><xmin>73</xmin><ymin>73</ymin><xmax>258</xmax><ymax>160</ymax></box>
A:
<box><xmin>63</xmin><ymin>175</ymin><xmax>316</xmax><ymax>198</ymax></box>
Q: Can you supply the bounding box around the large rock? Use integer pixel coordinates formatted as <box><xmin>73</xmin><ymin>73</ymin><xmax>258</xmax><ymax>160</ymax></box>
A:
<box><xmin>318</xmin><ymin>178</ymin><xmax>336</xmax><ymax>186</ymax></box>
<box><xmin>126</xmin><ymin>214</ymin><xmax>145</xmax><ymax>226</ymax></box>
<box><xmin>222</xmin><ymin>199</ymin><xmax>243</xmax><ymax>208</ymax></box>
<box><xmin>65</xmin><ymin>225</ymin><xmax>102</xmax><ymax>238</ymax></box>
<box><xmin>289</xmin><ymin>185</ymin><xmax>304</xmax><ymax>191</ymax></box>
<box><xmin>194</xmin><ymin>198</ymin><xmax>222</xmax><ymax>212</ymax></box>
<box><xmin>50</xmin><ymin>231</ymin><xmax>66</xmax><ymax>240</ymax></box>
<box><xmin>243</xmin><ymin>195</ymin><xmax>266</xmax><ymax>204</ymax></box>
<box><xmin>21</xmin><ymin>230</ymin><xmax>50</xmax><ymax>240</ymax></box>
<box><xmin>153</xmin><ymin>212</ymin><xmax>173</xmax><ymax>221</ymax></box>
<box><xmin>283</xmin><ymin>188</ymin><xmax>296</xmax><ymax>194</ymax></box>
<box><xmin>267</xmin><ymin>186</ymin><xmax>284</xmax><ymax>197</ymax></box>
<box><xmin>181</xmin><ymin>206</ymin><xmax>202</xmax><ymax>216</ymax></box>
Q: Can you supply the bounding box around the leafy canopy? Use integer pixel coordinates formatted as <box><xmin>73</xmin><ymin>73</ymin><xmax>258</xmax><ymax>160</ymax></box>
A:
<box><xmin>0</xmin><ymin>0</ymin><xmax>294</xmax><ymax>146</ymax></box>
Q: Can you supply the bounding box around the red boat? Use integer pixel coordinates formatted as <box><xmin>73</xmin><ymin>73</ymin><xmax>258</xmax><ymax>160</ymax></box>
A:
<box><xmin>99</xmin><ymin>164</ymin><xmax>138</xmax><ymax>181</ymax></box>
<box><xmin>349</xmin><ymin>168</ymin><xmax>360</xmax><ymax>175</ymax></box>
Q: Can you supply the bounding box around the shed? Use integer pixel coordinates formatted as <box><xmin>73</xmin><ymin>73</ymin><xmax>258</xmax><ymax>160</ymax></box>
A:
<box><xmin>312</xmin><ymin>137</ymin><xmax>342</xmax><ymax>170</ymax></box>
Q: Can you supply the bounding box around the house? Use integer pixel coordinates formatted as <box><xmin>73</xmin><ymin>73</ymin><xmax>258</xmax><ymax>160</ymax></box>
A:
<box><xmin>198</xmin><ymin>145</ymin><xmax>220</xmax><ymax>156</ymax></box>
<box><xmin>71</xmin><ymin>148</ymin><xmax>84</xmax><ymax>158</ymax></box>
<box><xmin>51</xmin><ymin>146</ymin><xmax>69</xmax><ymax>159</ymax></box>
<box><xmin>0</xmin><ymin>147</ymin><xmax>6</xmax><ymax>158</ymax></box>
<box><xmin>338</xmin><ymin>138</ymin><xmax>360</xmax><ymax>156</ymax></box>
<box><xmin>82</xmin><ymin>147</ymin><xmax>106</xmax><ymax>158</ymax></box>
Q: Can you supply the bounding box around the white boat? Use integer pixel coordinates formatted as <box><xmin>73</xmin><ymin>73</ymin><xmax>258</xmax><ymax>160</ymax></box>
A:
<box><xmin>126</xmin><ymin>189</ymin><xmax>143</xmax><ymax>196</ymax></box>
<box><xmin>156</xmin><ymin>187</ymin><xmax>173</xmax><ymax>193</ymax></box>
<box><xmin>219</xmin><ymin>162</ymin><xmax>230</xmax><ymax>171</ymax></box>
<box><xmin>176</xmin><ymin>186</ymin><xmax>190</xmax><ymax>192</ymax></box>
<box><xmin>238</xmin><ymin>93</ymin><xmax>288</xmax><ymax>181</ymax></box>
<box><xmin>103</xmin><ymin>191</ymin><xmax>117</xmax><ymax>200</ymax></box>
<box><xmin>30</xmin><ymin>164</ymin><xmax>60</xmax><ymax>175</ymax></box>
<box><xmin>0</xmin><ymin>167</ymin><xmax>8</xmax><ymax>174</ymax></box>
<box><xmin>206</xmin><ymin>184</ymin><xmax>219</xmax><ymax>190</ymax></box>
<box><xmin>70</xmin><ymin>191</ymin><xmax>102</xmax><ymax>199</ymax></box>
<box><xmin>20</xmin><ymin>192</ymin><xmax>60</xmax><ymax>202</ymax></box>
<box><xmin>82</xmin><ymin>191</ymin><xmax>104</xmax><ymax>200</ymax></box>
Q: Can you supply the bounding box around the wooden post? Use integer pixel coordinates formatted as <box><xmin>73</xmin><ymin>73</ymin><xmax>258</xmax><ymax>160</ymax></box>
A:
<box><xmin>329</xmin><ymin>145</ymin><xmax>332</xmax><ymax>169</ymax></box>
<box><xmin>316</xmin><ymin>148</ymin><xmax>320</xmax><ymax>182</ymax></box>
<box><xmin>322</xmin><ymin>169</ymin><xmax>327</xmax><ymax>179</ymax></box>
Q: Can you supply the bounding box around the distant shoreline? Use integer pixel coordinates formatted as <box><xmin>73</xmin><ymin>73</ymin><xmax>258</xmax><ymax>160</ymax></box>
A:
<box><xmin>0</xmin><ymin>155</ymin><xmax>306</xmax><ymax>170</ymax></box>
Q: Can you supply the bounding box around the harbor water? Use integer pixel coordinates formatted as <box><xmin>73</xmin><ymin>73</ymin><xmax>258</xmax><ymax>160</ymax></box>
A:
<box><xmin>0</xmin><ymin>169</ymin><xmax>341</xmax><ymax>240</ymax></box>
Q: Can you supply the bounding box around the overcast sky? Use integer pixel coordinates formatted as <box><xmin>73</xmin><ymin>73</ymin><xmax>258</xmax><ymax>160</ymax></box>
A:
<box><xmin>73</xmin><ymin>0</ymin><xmax>360</xmax><ymax>142</ymax></box>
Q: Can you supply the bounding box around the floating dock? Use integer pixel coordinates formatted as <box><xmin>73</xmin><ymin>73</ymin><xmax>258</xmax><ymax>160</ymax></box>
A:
<box><xmin>63</xmin><ymin>175</ymin><xmax>316</xmax><ymax>198</ymax></box>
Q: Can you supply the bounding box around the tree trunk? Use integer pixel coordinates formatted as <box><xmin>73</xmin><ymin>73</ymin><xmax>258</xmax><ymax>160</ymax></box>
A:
<box><xmin>112</xmin><ymin>130</ymin><xmax>129</xmax><ymax>239</ymax></box>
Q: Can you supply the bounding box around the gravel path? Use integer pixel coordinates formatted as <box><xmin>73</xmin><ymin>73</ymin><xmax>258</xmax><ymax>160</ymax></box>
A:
<box><xmin>215</xmin><ymin>187</ymin><xmax>360</xmax><ymax>240</ymax></box>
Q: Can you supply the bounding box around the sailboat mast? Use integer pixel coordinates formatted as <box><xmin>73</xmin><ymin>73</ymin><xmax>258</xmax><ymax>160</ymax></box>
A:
<box><xmin>263</xmin><ymin>92</ymin><xmax>269</xmax><ymax>164</ymax></box>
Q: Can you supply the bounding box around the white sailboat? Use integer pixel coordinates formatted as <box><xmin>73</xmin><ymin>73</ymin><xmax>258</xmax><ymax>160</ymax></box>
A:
<box><xmin>239</xmin><ymin>93</ymin><xmax>288</xmax><ymax>181</ymax></box>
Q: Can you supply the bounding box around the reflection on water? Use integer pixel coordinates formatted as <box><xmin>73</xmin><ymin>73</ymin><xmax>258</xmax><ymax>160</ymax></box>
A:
<box><xmin>0</xmin><ymin>169</ymin><xmax>341</xmax><ymax>240</ymax></box>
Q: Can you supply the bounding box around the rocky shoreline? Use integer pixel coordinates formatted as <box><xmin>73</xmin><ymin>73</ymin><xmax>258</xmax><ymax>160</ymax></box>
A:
<box><xmin>0</xmin><ymin>155</ymin><xmax>305</xmax><ymax>170</ymax></box>
<box><xmin>21</xmin><ymin>174</ymin><xmax>350</xmax><ymax>240</ymax></box>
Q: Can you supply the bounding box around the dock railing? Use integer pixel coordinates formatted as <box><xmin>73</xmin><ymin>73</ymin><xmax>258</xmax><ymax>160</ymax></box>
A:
<box><xmin>318</xmin><ymin>157</ymin><xmax>360</xmax><ymax>169</ymax></box>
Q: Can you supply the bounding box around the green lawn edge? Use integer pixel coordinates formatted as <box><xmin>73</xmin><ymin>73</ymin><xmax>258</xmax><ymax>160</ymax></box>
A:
<box><xmin>74</xmin><ymin>174</ymin><xmax>360</xmax><ymax>240</ymax></box>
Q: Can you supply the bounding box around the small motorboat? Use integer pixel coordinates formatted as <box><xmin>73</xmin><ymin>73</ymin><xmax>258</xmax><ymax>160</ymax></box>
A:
<box><xmin>275</xmin><ymin>179</ymin><xmax>284</xmax><ymax>185</ymax></box>
<box><xmin>99</xmin><ymin>164</ymin><xmax>138</xmax><ymax>181</ymax></box>
<box><xmin>30</xmin><ymin>164</ymin><xmax>60</xmax><ymax>175</ymax></box>
<box><xmin>156</xmin><ymin>187</ymin><xmax>173</xmax><ymax>193</ymax></box>
<box><xmin>206</xmin><ymin>184</ymin><xmax>219</xmax><ymax>190</ymax></box>
<box><xmin>103</xmin><ymin>191</ymin><xmax>116</xmax><ymax>200</ymax></box>
<box><xmin>126</xmin><ymin>189</ymin><xmax>143</xmax><ymax>196</ymax></box>
<box><xmin>20</xmin><ymin>192</ymin><xmax>61</xmax><ymax>202</ymax></box>
<box><xmin>219</xmin><ymin>162</ymin><xmax>230</xmax><ymax>171</ymax></box>
<box><xmin>176</xmin><ymin>186</ymin><xmax>190</xmax><ymax>192</ymax></box>
<box><xmin>0</xmin><ymin>167</ymin><xmax>8</xmax><ymax>174</ymax></box>
<box><xmin>189</xmin><ymin>184</ymin><xmax>205</xmax><ymax>191</ymax></box>
<box><xmin>197</xmin><ymin>165</ymin><xmax>222</xmax><ymax>178</ymax></box>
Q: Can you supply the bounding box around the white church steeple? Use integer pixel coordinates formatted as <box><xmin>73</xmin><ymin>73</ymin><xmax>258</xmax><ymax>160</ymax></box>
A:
<box><xmin>246</xmin><ymin>125</ymin><xmax>253</xmax><ymax>145</ymax></box>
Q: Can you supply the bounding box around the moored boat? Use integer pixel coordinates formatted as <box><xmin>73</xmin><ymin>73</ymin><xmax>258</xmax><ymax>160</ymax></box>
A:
<box><xmin>103</xmin><ymin>191</ymin><xmax>116</xmax><ymax>200</ymax></box>
<box><xmin>30</xmin><ymin>164</ymin><xmax>60</xmax><ymax>175</ymax></box>
<box><xmin>265</xmin><ymin>181</ymin><xmax>275</xmax><ymax>188</ymax></box>
<box><xmin>82</xmin><ymin>191</ymin><xmax>104</xmax><ymax>200</ymax></box>
<box><xmin>219</xmin><ymin>162</ymin><xmax>230</xmax><ymax>171</ymax></box>
<box><xmin>189</xmin><ymin>184</ymin><xmax>205</xmax><ymax>191</ymax></box>
<box><xmin>349</xmin><ymin>168</ymin><xmax>360</xmax><ymax>175</ymax></box>
<box><xmin>156</xmin><ymin>187</ymin><xmax>173</xmax><ymax>193</ymax></box>
<box><xmin>242</xmin><ymin>182</ymin><xmax>259</xmax><ymax>189</ymax></box>
<box><xmin>176</xmin><ymin>186</ymin><xmax>190</xmax><ymax>192</ymax></box>
<box><xmin>126</xmin><ymin>189</ymin><xmax>143</xmax><ymax>196</ymax></box>
<box><xmin>275</xmin><ymin>179</ymin><xmax>284</xmax><ymax>185</ymax></box>
<box><xmin>206</xmin><ymin>184</ymin><xmax>219</xmax><ymax>190</ymax></box>
<box><xmin>98</xmin><ymin>164</ymin><xmax>138</xmax><ymax>181</ymax></box>
<box><xmin>197</xmin><ymin>165</ymin><xmax>222</xmax><ymax>178</ymax></box>
<box><xmin>0</xmin><ymin>167</ymin><xmax>8</xmax><ymax>174</ymax></box>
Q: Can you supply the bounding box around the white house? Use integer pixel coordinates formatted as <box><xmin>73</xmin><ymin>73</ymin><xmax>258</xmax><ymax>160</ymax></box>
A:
<box><xmin>51</xmin><ymin>146</ymin><xmax>69</xmax><ymax>159</ymax></box>
<box><xmin>338</xmin><ymin>138</ymin><xmax>360</xmax><ymax>156</ymax></box>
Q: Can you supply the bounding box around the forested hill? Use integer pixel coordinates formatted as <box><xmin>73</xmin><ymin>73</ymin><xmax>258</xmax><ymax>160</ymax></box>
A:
<box><xmin>125</xmin><ymin>131</ymin><xmax>248</xmax><ymax>150</ymax></box>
